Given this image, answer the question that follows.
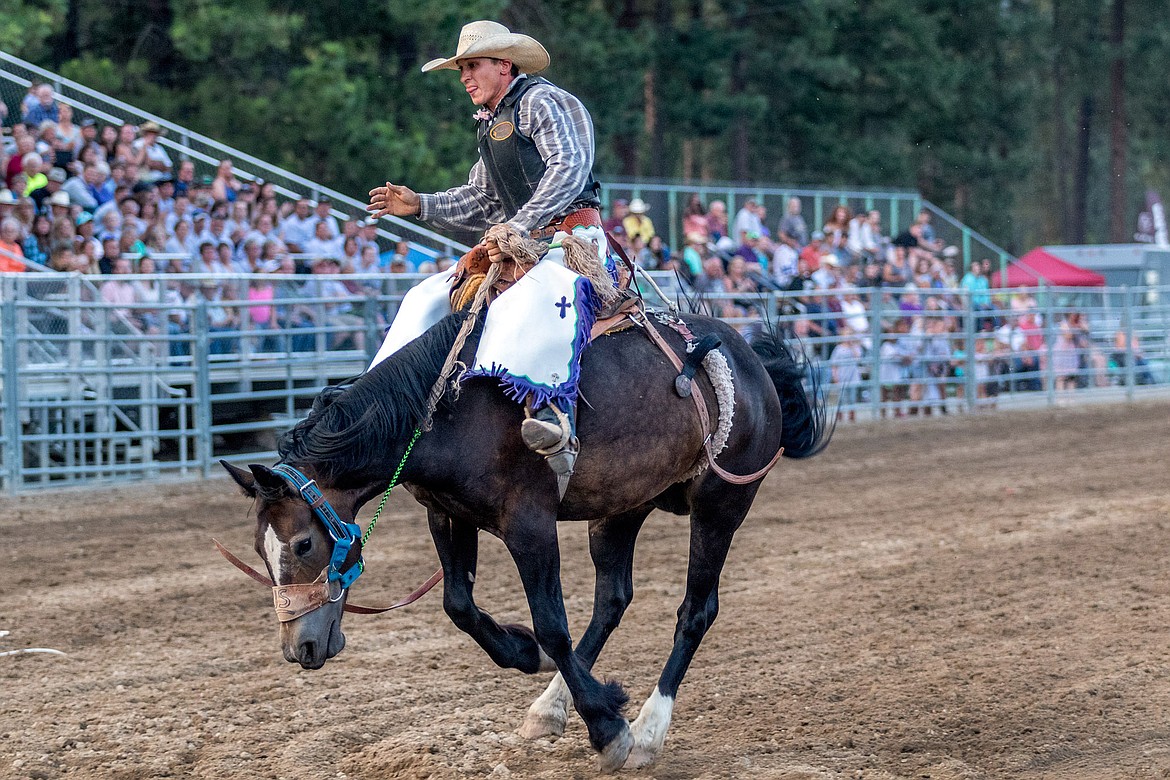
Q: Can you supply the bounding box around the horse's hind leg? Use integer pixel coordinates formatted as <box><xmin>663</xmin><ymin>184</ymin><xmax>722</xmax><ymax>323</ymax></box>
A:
<box><xmin>427</xmin><ymin>509</ymin><xmax>554</xmax><ymax>673</ymax></box>
<box><xmin>625</xmin><ymin>482</ymin><xmax>757</xmax><ymax>769</ymax></box>
<box><xmin>520</xmin><ymin>505</ymin><xmax>652</xmax><ymax>740</ymax></box>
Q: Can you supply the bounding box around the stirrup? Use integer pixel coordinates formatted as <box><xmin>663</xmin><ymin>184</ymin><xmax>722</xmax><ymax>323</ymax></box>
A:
<box><xmin>544</xmin><ymin>438</ymin><xmax>578</xmax><ymax>500</ymax></box>
<box><xmin>521</xmin><ymin>403</ymin><xmax>577</xmax><ymax>499</ymax></box>
<box><xmin>521</xmin><ymin>417</ymin><xmax>567</xmax><ymax>453</ymax></box>
<box><xmin>522</xmin><ymin>403</ymin><xmax>571</xmax><ymax>455</ymax></box>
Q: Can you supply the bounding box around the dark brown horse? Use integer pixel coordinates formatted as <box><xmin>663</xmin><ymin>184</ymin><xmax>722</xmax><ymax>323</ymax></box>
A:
<box><xmin>222</xmin><ymin>308</ymin><xmax>830</xmax><ymax>771</ymax></box>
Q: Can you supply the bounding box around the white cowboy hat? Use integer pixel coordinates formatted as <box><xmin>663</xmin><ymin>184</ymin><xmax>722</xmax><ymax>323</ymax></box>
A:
<box><xmin>628</xmin><ymin>198</ymin><xmax>649</xmax><ymax>214</ymax></box>
<box><xmin>421</xmin><ymin>21</ymin><xmax>550</xmax><ymax>74</ymax></box>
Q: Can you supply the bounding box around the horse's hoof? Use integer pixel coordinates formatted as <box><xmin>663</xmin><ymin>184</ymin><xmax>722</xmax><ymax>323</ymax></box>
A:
<box><xmin>536</xmin><ymin>646</ymin><xmax>557</xmax><ymax>673</ymax></box>
<box><xmin>623</xmin><ymin>688</ymin><xmax>674</xmax><ymax>769</ymax></box>
<box><xmin>517</xmin><ymin>711</ymin><xmax>565</xmax><ymax>740</ymax></box>
<box><xmin>519</xmin><ymin>673</ymin><xmax>570</xmax><ymax>740</ymax></box>
<box><xmin>622</xmin><ymin>743</ymin><xmax>658</xmax><ymax>770</ymax></box>
<box><xmin>597</xmin><ymin>723</ymin><xmax>632</xmax><ymax>774</ymax></box>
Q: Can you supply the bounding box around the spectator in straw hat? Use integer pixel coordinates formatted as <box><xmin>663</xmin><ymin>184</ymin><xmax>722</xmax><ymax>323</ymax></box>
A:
<box><xmin>0</xmin><ymin>190</ymin><xmax>17</xmax><ymax>226</ymax></box>
<box><xmin>622</xmin><ymin>198</ymin><xmax>655</xmax><ymax>244</ymax></box>
<box><xmin>129</xmin><ymin>121</ymin><xmax>172</xmax><ymax>183</ymax></box>
<box><xmin>46</xmin><ymin>190</ymin><xmax>71</xmax><ymax>224</ymax></box>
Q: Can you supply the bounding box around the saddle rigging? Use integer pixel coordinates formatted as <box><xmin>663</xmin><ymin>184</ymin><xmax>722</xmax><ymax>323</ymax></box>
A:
<box><xmin>443</xmin><ymin>227</ymin><xmax>784</xmax><ymax>487</ymax></box>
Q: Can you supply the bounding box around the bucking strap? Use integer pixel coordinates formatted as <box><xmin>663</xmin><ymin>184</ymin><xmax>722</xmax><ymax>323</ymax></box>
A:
<box><xmin>634</xmin><ymin>313</ymin><xmax>784</xmax><ymax>485</ymax></box>
<box><xmin>675</xmin><ymin>333</ymin><xmax>722</xmax><ymax>398</ymax></box>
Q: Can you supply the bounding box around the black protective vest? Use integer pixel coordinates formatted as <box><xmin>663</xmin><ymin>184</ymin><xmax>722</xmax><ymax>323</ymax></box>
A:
<box><xmin>477</xmin><ymin>76</ymin><xmax>600</xmax><ymax>224</ymax></box>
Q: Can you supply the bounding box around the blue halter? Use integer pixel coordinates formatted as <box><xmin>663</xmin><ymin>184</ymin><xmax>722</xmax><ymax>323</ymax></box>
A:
<box><xmin>271</xmin><ymin>464</ymin><xmax>364</xmax><ymax>588</ymax></box>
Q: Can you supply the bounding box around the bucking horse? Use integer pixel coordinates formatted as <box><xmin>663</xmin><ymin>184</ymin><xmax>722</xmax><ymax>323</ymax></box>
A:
<box><xmin>220</xmin><ymin>294</ymin><xmax>831</xmax><ymax>771</ymax></box>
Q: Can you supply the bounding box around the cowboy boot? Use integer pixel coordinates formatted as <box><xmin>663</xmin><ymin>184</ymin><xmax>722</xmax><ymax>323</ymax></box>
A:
<box><xmin>521</xmin><ymin>402</ymin><xmax>578</xmax><ymax>499</ymax></box>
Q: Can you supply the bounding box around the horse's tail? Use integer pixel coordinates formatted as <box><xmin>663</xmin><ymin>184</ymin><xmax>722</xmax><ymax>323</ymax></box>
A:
<box><xmin>750</xmin><ymin>330</ymin><xmax>833</xmax><ymax>459</ymax></box>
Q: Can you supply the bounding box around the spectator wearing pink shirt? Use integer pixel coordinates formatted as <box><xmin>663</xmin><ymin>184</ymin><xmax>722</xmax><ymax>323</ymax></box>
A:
<box><xmin>101</xmin><ymin>256</ymin><xmax>142</xmax><ymax>331</ymax></box>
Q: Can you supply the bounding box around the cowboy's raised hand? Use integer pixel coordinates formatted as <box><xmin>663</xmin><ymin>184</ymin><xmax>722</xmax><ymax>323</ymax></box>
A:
<box><xmin>367</xmin><ymin>182</ymin><xmax>421</xmax><ymax>219</ymax></box>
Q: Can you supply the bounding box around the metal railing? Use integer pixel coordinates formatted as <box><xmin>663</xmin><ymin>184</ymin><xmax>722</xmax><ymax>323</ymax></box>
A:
<box><xmin>601</xmin><ymin>181</ymin><xmax>1013</xmax><ymax>272</ymax></box>
<box><xmin>0</xmin><ymin>270</ymin><xmax>428</xmax><ymax>491</ymax></box>
<box><xmin>0</xmin><ymin>49</ymin><xmax>470</xmax><ymax>261</ymax></box>
<box><xmin>686</xmin><ymin>283</ymin><xmax>1169</xmax><ymax>419</ymax></box>
<box><xmin>3</xmin><ymin>269</ymin><xmax>1167</xmax><ymax>492</ymax></box>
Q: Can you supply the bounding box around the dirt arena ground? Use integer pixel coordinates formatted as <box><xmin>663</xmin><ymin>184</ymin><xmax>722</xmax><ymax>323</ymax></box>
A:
<box><xmin>2</xmin><ymin>400</ymin><xmax>1169</xmax><ymax>780</ymax></box>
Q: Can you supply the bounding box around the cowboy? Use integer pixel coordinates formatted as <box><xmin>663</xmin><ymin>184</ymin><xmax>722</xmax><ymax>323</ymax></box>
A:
<box><xmin>366</xmin><ymin>20</ymin><xmax>610</xmax><ymax>494</ymax></box>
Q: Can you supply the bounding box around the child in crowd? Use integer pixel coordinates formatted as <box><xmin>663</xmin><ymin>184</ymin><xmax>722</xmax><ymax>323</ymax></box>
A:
<box><xmin>878</xmin><ymin>322</ymin><xmax>906</xmax><ymax>417</ymax></box>
<box><xmin>830</xmin><ymin>327</ymin><xmax>864</xmax><ymax>422</ymax></box>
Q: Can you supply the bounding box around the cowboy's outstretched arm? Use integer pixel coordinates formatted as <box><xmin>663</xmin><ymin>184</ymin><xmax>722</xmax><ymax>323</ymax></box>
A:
<box><xmin>367</xmin><ymin>183</ymin><xmax>421</xmax><ymax>219</ymax></box>
<box><xmin>416</xmin><ymin>160</ymin><xmax>506</xmax><ymax>233</ymax></box>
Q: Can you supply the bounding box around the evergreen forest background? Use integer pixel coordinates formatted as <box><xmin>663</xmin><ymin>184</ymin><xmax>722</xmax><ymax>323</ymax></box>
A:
<box><xmin>6</xmin><ymin>0</ymin><xmax>1168</xmax><ymax>252</ymax></box>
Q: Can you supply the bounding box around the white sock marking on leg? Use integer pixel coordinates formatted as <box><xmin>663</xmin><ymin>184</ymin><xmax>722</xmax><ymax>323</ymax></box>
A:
<box><xmin>532</xmin><ymin>672</ymin><xmax>570</xmax><ymax>719</ymax></box>
<box><xmin>518</xmin><ymin>673</ymin><xmax>570</xmax><ymax>739</ymax></box>
<box><xmin>625</xmin><ymin>687</ymin><xmax>674</xmax><ymax>768</ymax></box>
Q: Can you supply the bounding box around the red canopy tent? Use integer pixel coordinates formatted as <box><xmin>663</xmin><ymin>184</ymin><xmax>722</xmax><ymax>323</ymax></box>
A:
<box><xmin>992</xmin><ymin>247</ymin><xmax>1105</xmax><ymax>287</ymax></box>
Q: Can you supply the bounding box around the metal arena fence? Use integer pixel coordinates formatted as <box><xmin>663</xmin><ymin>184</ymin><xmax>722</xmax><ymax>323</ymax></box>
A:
<box><xmin>600</xmin><ymin>181</ymin><xmax>1013</xmax><ymax>274</ymax></box>
<box><xmin>2</xmin><ymin>271</ymin><xmax>1168</xmax><ymax>493</ymax></box>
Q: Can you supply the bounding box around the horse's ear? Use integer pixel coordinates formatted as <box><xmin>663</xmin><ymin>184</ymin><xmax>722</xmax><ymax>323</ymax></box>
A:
<box><xmin>248</xmin><ymin>464</ymin><xmax>288</xmax><ymax>493</ymax></box>
<box><xmin>220</xmin><ymin>460</ymin><xmax>256</xmax><ymax>497</ymax></box>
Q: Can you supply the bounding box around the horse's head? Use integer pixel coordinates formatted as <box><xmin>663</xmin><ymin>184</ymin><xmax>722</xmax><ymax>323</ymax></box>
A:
<box><xmin>222</xmin><ymin>460</ymin><xmax>361</xmax><ymax>670</ymax></box>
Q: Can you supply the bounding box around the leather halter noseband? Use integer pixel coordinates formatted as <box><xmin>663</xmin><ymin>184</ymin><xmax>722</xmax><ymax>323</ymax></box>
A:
<box><xmin>213</xmin><ymin>538</ymin><xmax>443</xmax><ymax>621</ymax></box>
<box><xmin>214</xmin><ymin>464</ymin><xmax>443</xmax><ymax>622</ymax></box>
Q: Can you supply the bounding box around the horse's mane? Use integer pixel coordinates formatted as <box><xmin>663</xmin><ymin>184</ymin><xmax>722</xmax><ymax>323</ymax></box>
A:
<box><xmin>277</xmin><ymin>310</ymin><xmax>474</xmax><ymax>480</ymax></box>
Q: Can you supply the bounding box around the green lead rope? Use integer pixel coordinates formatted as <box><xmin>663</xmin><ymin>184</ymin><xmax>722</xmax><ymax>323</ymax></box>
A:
<box><xmin>358</xmin><ymin>427</ymin><xmax>423</xmax><ymax>571</ymax></box>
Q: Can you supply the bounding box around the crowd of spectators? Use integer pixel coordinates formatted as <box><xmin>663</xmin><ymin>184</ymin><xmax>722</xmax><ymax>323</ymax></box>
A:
<box><xmin>1</xmin><ymin>86</ymin><xmax>1157</xmax><ymax>393</ymax></box>
<box><xmin>0</xmin><ymin>84</ymin><xmax>456</xmax><ymax>354</ymax></box>
<box><xmin>604</xmin><ymin>192</ymin><xmax>964</xmax><ymax>300</ymax></box>
<box><xmin>600</xmin><ymin>193</ymin><xmax>1156</xmax><ymax>415</ymax></box>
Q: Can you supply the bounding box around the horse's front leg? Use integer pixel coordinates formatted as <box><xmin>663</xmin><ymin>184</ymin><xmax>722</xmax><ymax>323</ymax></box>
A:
<box><xmin>427</xmin><ymin>509</ymin><xmax>554</xmax><ymax>674</ymax></box>
<box><xmin>520</xmin><ymin>506</ymin><xmax>652</xmax><ymax>741</ymax></box>
<box><xmin>504</xmin><ymin>508</ymin><xmax>633</xmax><ymax>772</ymax></box>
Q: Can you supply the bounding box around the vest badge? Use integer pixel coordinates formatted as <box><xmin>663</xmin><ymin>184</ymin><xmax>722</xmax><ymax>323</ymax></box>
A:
<box><xmin>489</xmin><ymin>121</ymin><xmax>515</xmax><ymax>141</ymax></box>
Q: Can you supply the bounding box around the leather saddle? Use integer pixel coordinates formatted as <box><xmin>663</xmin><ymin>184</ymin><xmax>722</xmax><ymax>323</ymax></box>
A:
<box><xmin>448</xmin><ymin>232</ymin><xmax>636</xmax><ymax>320</ymax></box>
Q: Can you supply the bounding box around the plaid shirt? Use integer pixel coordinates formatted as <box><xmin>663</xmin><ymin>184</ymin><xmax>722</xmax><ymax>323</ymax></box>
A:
<box><xmin>418</xmin><ymin>76</ymin><xmax>595</xmax><ymax>234</ymax></box>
